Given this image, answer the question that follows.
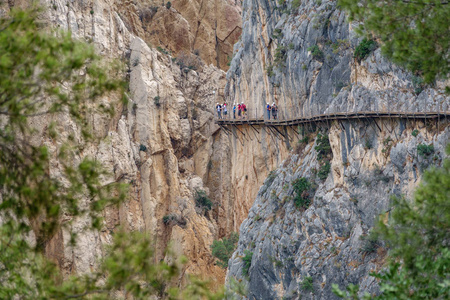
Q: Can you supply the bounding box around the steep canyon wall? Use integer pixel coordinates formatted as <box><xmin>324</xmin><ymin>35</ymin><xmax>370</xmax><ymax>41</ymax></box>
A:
<box><xmin>224</xmin><ymin>0</ymin><xmax>449</xmax><ymax>299</ymax></box>
<box><xmin>0</xmin><ymin>0</ymin><xmax>263</xmax><ymax>286</ymax></box>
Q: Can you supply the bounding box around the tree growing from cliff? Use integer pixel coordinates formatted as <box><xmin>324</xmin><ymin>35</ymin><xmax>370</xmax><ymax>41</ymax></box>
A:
<box><xmin>338</xmin><ymin>0</ymin><xmax>450</xmax><ymax>89</ymax></box>
<box><xmin>333</xmin><ymin>145</ymin><xmax>450</xmax><ymax>299</ymax></box>
<box><xmin>0</xmin><ymin>7</ymin><xmax>222</xmax><ymax>299</ymax></box>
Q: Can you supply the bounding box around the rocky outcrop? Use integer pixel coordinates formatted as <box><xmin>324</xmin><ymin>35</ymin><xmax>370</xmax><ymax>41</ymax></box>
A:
<box><xmin>224</xmin><ymin>0</ymin><xmax>449</xmax><ymax>298</ymax></box>
<box><xmin>128</xmin><ymin>0</ymin><xmax>242</xmax><ymax>70</ymax></box>
<box><xmin>226</xmin><ymin>0</ymin><xmax>447</xmax><ymax>114</ymax></box>
<box><xmin>227</xmin><ymin>122</ymin><xmax>448</xmax><ymax>299</ymax></box>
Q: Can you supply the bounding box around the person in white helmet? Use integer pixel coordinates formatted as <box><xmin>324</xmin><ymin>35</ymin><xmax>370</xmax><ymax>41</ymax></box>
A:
<box><xmin>272</xmin><ymin>102</ymin><xmax>278</xmax><ymax>120</ymax></box>
<box><xmin>223</xmin><ymin>102</ymin><xmax>227</xmax><ymax>118</ymax></box>
<box><xmin>216</xmin><ymin>102</ymin><xmax>222</xmax><ymax>119</ymax></box>
<box><xmin>233</xmin><ymin>103</ymin><xmax>237</xmax><ymax>119</ymax></box>
<box><xmin>266</xmin><ymin>102</ymin><xmax>271</xmax><ymax>120</ymax></box>
<box><xmin>237</xmin><ymin>102</ymin><xmax>242</xmax><ymax>119</ymax></box>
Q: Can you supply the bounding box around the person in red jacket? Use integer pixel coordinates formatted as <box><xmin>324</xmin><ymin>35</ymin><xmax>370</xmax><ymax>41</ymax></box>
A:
<box><xmin>241</xmin><ymin>102</ymin><xmax>247</xmax><ymax>119</ymax></box>
<box><xmin>237</xmin><ymin>103</ymin><xmax>242</xmax><ymax>119</ymax></box>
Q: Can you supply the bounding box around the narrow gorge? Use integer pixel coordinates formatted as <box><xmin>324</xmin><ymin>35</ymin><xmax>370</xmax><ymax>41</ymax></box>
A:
<box><xmin>0</xmin><ymin>0</ymin><xmax>448</xmax><ymax>299</ymax></box>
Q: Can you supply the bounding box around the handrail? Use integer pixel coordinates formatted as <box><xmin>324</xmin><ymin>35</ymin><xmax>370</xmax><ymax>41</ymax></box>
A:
<box><xmin>214</xmin><ymin>104</ymin><xmax>450</xmax><ymax>126</ymax></box>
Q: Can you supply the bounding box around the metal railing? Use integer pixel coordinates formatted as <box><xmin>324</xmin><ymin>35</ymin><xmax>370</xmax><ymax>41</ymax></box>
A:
<box><xmin>214</xmin><ymin>100</ymin><xmax>450</xmax><ymax>124</ymax></box>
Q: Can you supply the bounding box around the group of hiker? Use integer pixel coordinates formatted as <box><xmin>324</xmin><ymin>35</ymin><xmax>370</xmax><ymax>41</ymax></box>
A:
<box><xmin>266</xmin><ymin>102</ymin><xmax>278</xmax><ymax>120</ymax></box>
<box><xmin>216</xmin><ymin>102</ymin><xmax>247</xmax><ymax>119</ymax></box>
<box><xmin>215</xmin><ymin>102</ymin><xmax>279</xmax><ymax>120</ymax></box>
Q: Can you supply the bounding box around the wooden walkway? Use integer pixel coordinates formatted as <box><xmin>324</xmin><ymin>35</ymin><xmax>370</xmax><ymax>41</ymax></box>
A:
<box><xmin>215</xmin><ymin>111</ymin><xmax>450</xmax><ymax>126</ymax></box>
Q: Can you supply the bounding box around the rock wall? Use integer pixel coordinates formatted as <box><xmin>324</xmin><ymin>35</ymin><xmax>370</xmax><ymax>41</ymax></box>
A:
<box><xmin>1</xmin><ymin>0</ymin><xmax>247</xmax><ymax>286</ymax></box>
<box><xmin>224</xmin><ymin>0</ymin><xmax>450</xmax><ymax>298</ymax></box>
<box><xmin>124</xmin><ymin>0</ymin><xmax>243</xmax><ymax>70</ymax></box>
<box><xmin>227</xmin><ymin>121</ymin><xmax>448</xmax><ymax>299</ymax></box>
<box><xmin>226</xmin><ymin>0</ymin><xmax>448</xmax><ymax>114</ymax></box>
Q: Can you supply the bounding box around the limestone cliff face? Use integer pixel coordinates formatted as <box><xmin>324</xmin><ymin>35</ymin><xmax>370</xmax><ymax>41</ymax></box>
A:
<box><xmin>124</xmin><ymin>0</ymin><xmax>242</xmax><ymax>70</ymax></box>
<box><xmin>1</xmin><ymin>0</ymin><xmax>242</xmax><ymax>285</ymax></box>
<box><xmin>224</xmin><ymin>0</ymin><xmax>449</xmax><ymax>298</ymax></box>
<box><xmin>227</xmin><ymin>123</ymin><xmax>448</xmax><ymax>299</ymax></box>
<box><xmin>226</xmin><ymin>0</ymin><xmax>447</xmax><ymax>113</ymax></box>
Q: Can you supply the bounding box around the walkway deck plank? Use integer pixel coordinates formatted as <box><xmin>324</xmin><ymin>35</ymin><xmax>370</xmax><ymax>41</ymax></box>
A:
<box><xmin>215</xmin><ymin>111</ymin><xmax>450</xmax><ymax>126</ymax></box>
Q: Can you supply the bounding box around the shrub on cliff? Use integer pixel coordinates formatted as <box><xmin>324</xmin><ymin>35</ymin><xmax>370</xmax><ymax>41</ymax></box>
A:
<box><xmin>315</xmin><ymin>133</ymin><xmax>332</xmax><ymax>180</ymax></box>
<box><xmin>242</xmin><ymin>250</ymin><xmax>253</xmax><ymax>276</ymax></box>
<box><xmin>292</xmin><ymin>177</ymin><xmax>312</xmax><ymax>209</ymax></box>
<box><xmin>417</xmin><ymin>143</ymin><xmax>435</xmax><ymax>157</ymax></box>
<box><xmin>292</xmin><ymin>0</ymin><xmax>301</xmax><ymax>10</ymax></box>
<box><xmin>307</xmin><ymin>45</ymin><xmax>324</xmax><ymax>62</ymax></box>
<box><xmin>195</xmin><ymin>189</ymin><xmax>213</xmax><ymax>211</ymax></box>
<box><xmin>315</xmin><ymin>133</ymin><xmax>331</xmax><ymax>162</ymax></box>
<box><xmin>211</xmin><ymin>232</ymin><xmax>239</xmax><ymax>268</ymax></box>
<box><xmin>354</xmin><ymin>38</ymin><xmax>377</xmax><ymax>63</ymax></box>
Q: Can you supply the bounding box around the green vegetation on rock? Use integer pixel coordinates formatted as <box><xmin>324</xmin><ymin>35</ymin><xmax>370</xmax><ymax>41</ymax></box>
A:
<box><xmin>292</xmin><ymin>177</ymin><xmax>312</xmax><ymax>209</ymax></box>
<box><xmin>417</xmin><ymin>143</ymin><xmax>435</xmax><ymax>157</ymax></box>
<box><xmin>307</xmin><ymin>45</ymin><xmax>324</xmax><ymax>62</ymax></box>
<box><xmin>242</xmin><ymin>250</ymin><xmax>254</xmax><ymax>276</ymax></box>
<box><xmin>315</xmin><ymin>133</ymin><xmax>332</xmax><ymax>180</ymax></box>
<box><xmin>211</xmin><ymin>232</ymin><xmax>239</xmax><ymax>268</ymax></box>
<box><xmin>195</xmin><ymin>189</ymin><xmax>213</xmax><ymax>211</ymax></box>
<box><xmin>338</xmin><ymin>0</ymin><xmax>450</xmax><ymax>87</ymax></box>
<box><xmin>300</xmin><ymin>276</ymin><xmax>314</xmax><ymax>292</ymax></box>
<box><xmin>354</xmin><ymin>38</ymin><xmax>377</xmax><ymax>62</ymax></box>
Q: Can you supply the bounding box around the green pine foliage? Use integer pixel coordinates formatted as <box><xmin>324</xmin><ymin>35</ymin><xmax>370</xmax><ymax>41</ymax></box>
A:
<box><xmin>338</xmin><ymin>0</ymin><xmax>450</xmax><ymax>85</ymax></box>
<box><xmin>292</xmin><ymin>0</ymin><xmax>301</xmax><ymax>10</ymax></box>
<box><xmin>333</xmin><ymin>145</ymin><xmax>450</xmax><ymax>299</ymax></box>
<box><xmin>300</xmin><ymin>276</ymin><xmax>314</xmax><ymax>292</ymax></box>
<box><xmin>292</xmin><ymin>177</ymin><xmax>312</xmax><ymax>209</ymax></box>
<box><xmin>315</xmin><ymin>133</ymin><xmax>331</xmax><ymax>161</ymax></box>
<box><xmin>315</xmin><ymin>133</ymin><xmax>332</xmax><ymax>180</ymax></box>
<box><xmin>195</xmin><ymin>189</ymin><xmax>213</xmax><ymax>211</ymax></box>
<box><xmin>354</xmin><ymin>38</ymin><xmax>377</xmax><ymax>62</ymax></box>
<box><xmin>417</xmin><ymin>143</ymin><xmax>435</xmax><ymax>157</ymax></box>
<box><xmin>242</xmin><ymin>250</ymin><xmax>254</xmax><ymax>276</ymax></box>
<box><xmin>211</xmin><ymin>232</ymin><xmax>239</xmax><ymax>268</ymax></box>
<box><xmin>266</xmin><ymin>63</ymin><xmax>275</xmax><ymax>77</ymax></box>
<box><xmin>307</xmin><ymin>45</ymin><xmax>324</xmax><ymax>62</ymax></box>
<box><xmin>274</xmin><ymin>45</ymin><xmax>287</xmax><ymax>69</ymax></box>
<box><xmin>318</xmin><ymin>161</ymin><xmax>331</xmax><ymax>180</ymax></box>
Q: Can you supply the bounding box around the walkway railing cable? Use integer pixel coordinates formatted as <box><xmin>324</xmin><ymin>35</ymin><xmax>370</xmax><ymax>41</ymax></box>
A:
<box><xmin>214</xmin><ymin>104</ymin><xmax>450</xmax><ymax>127</ymax></box>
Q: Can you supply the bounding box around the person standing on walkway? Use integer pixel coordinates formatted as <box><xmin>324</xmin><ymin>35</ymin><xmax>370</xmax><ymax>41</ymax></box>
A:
<box><xmin>266</xmin><ymin>103</ymin><xmax>271</xmax><ymax>120</ymax></box>
<box><xmin>242</xmin><ymin>102</ymin><xmax>247</xmax><ymax>119</ymax></box>
<box><xmin>223</xmin><ymin>102</ymin><xmax>228</xmax><ymax>119</ymax></box>
<box><xmin>233</xmin><ymin>103</ymin><xmax>236</xmax><ymax>119</ymax></box>
<box><xmin>272</xmin><ymin>103</ymin><xmax>278</xmax><ymax>120</ymax></box>
<box><xmin>237</xmin><ymin>103</ymin><xmax>242</xmax><ymax>119</ymax></box>
<box><xmin>216</xmin><ymin>103</ymin><xmax>222</xmax><ymax>119</ymax></box>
